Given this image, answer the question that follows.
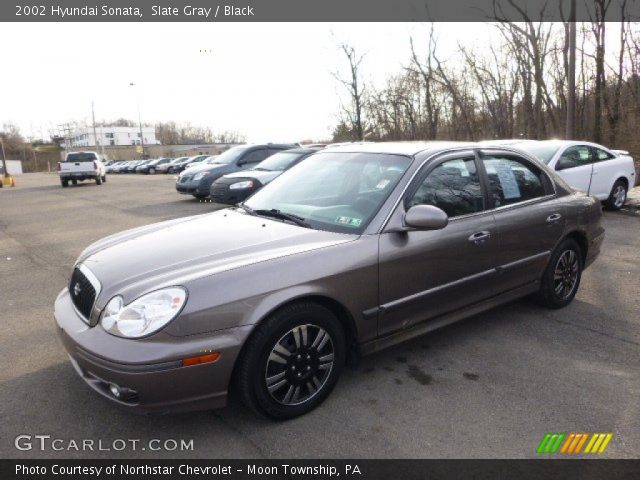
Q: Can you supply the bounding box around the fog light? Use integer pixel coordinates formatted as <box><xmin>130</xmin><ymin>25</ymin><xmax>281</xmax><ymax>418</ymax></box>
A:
<box><xmin>109</xmin><ymin>384</ymin><xmax>121</xmax><ymax>398</ymax></box>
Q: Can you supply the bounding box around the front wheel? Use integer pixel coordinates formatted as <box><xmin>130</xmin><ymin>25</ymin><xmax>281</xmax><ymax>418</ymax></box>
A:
<box><xmin>236</xmin><ymin>302</ymin><xmax>345</xmax><ymax>419</ymax></box>
<box><xmin>604</xmin><ymin>180</ymin><xmax>627</xmax><ymax>211</ymax></box>
<box><xmin>95</xmin><ymin>176</ymin><xmax>102</xmax><ymax>185</ymax></box>
<box><xmin>102</xmin><ymin>175</ymin><xmax>107</xmax><ymax>183</ymax></box>
<box><xmin>149</xmin><ymin>167</ymin><xmax>156</xmax><ymax>175</ymax></box>
<box><xmin>536</xmin><ymin>238</ymin><xmax>582</xmax><ymax>309</ymax></box>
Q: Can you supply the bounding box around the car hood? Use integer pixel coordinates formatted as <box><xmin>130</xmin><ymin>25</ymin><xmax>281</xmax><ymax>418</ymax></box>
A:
<box><xmin>221</xmin><ymin>170</ymin><xmax>282</xmax><ymax>184</ymax></box>
<box><xmin>78</xmin><ymin>209</ymin><xmax>356</xmax><ymax>303</ymax></box>
<box><xmin>182</xmin><ymin>163</ymin><xmax>226</xmax><ymax>175</ymax></box>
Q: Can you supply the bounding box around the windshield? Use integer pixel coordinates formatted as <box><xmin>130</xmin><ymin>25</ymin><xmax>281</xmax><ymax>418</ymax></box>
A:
<box><xmin>244</xmin><ymin>152</ymin><xmax>411</xmax><ymax>234</ymax></box>
<box><xmin>255</xmin><ymin>151</ymin><xmax>305</xmax><ymax>171</ymax></box>
<box><xmin>211</xmin><ymin>146</ymin><xmax>249</xmax><ymax>164</ymax></box>
<box><xmin>513</xmin><ymin>141</ymin><xmax>561</xmax><ymax>164</ymax></box>
<box><xmin>65</xmin><ymin>153</ymin><xmax>97</xmax><ymax>162</ymax></box>
<box><xmin>203</xmin><ymin>156</ymin><xmax>219</xmax><ymax>164</ymax></box>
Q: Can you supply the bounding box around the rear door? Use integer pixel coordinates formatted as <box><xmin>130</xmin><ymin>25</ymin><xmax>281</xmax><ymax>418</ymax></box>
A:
<box><xmin>378</xmin><ymin>150</ymin><xmax>499</xmax><ymax>336</ymax></box>
<box><xmin>552</xmin><ymin>145</ymin><xmax>594</xmax><ymax>193</ymax></box>
<box><xmin>479</xmin><ymin>149</ymin><xmax>564</xmax><ymax>293</ymax></box>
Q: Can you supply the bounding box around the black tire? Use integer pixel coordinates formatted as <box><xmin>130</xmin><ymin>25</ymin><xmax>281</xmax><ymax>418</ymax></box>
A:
<box><xmin>102</xmin><ymin>175</ymin><xmax>107</xmax><ymax>183</ymax></box>
<box><xmin>95</xmin><ymin>176</ymin><xmax>102</xmax><ymax>185</ymax></box>
<box><xmin>604</xmin><ymin>179</ymin><xmax>627</xmax><ymax>211</ymax></box>
<box><xmin>71</xmin><ymin>180</ymin><xmax>78</xmax><ymax>185</ymax></box>
<box><xmin>61</xmin><ymin>179</ymin><xmax>69</xmax><ymax>188</ymax></box>
<box><xmin>235</xmin><ymin>302</ymin><xmax>346</xmax><ymax>420</ymax></box>
<box><xmin>193</xmin><ymin>193</ymin><xmax>207</xmax><ymax>200</ymax></box>
<box><xmin>536</xmin><ymin>238</ymin><xmax>583</xmax><ymax>309</ymax></box>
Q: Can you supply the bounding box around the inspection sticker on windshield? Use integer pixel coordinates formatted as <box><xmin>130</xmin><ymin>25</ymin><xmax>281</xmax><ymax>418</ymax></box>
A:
<box><xmin>335</xmin><ymin>216</ymin><xmax>362</xmax><ymax>227</ymax></box>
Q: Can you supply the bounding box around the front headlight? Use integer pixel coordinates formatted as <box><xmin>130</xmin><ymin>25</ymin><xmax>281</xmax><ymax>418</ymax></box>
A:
<box><xmin>229</xmin><ymin>180</ymin><xmax>254</xmax><ymax>190</ymax></box>
<box><xmin>100</xmin><ymin>287</ymin><xmax>187</xmax><ymax>338</ymax></box>
<box><xmin>193</xmin><ymin>171</ymin><xmax>210</xmax><ymax>181</ymax></box>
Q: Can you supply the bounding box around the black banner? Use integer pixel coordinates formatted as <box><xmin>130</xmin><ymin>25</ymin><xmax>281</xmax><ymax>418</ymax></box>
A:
<box><xmin>3</xmin><ymin>0</ymin><xmax>640</xmax><ymax>22</ymax></box>
<box><xmin>3</xmin><ymin>460</ymin><xmax>640</xmax><ymax>480</ymax></box>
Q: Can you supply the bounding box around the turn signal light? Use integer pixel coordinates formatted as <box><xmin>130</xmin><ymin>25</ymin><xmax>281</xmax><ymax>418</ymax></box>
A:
<box><xmin>182</xmin><ymin>352</ymin><xmax>220</xmax><ymax>367</ymax></box>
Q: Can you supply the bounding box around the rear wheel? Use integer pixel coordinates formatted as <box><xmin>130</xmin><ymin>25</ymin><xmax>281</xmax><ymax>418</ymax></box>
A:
<box><xmin>236</xmin><ymin>302</ymin><xmax>345</xmax><ymax>419</ymax></box>
<box><xmin>536</xmin><ymin>238</ymin><xmax>582</xmax><ymax>309</ymax></box>
<box><xmin>604</xmin><ymin>180</ymin><xmax>627</xmax><ymax>211</ymax></box>
<box><xmin>61</xmin><ymin>179</ymin><xmax>69</xmax><ymax>188</ymax></box>
<box><xmin>71</xmin><ymin>180</ymin><xmax>78</xmax><ymax>185</ymax></box>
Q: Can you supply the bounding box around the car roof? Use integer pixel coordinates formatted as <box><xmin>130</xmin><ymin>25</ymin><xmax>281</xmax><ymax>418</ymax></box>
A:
<box><xmin>322</xmin><ymin>141</ymin><xmax>474</xmax><ymax>156</ymax></box>
<box><xmin>279</xmin><ymin>147</ymin><xmax>324</xmax><ymax>154</ymax></box>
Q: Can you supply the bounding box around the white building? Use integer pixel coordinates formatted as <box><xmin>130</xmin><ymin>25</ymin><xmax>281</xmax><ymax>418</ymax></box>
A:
<box><xmin>66</xmin><ymin>126</ymin><xmax>160</xmax><ymax>148</ymax></box>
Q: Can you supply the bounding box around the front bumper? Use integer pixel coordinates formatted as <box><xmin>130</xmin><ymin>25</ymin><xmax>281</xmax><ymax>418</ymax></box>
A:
<box><xmin>210</xmin><ymin>183</ymin><xmax>258</xmax><ymax>205</ymax></box>
<box><xmin>54</xmin><ymin>288</ymin><xmax>251</xmax><ymax>415</ymax></box>
<box><xmin>175</xmin><ymin>178</ymin><xmax>210</xmax><ymax>196</ymax></box>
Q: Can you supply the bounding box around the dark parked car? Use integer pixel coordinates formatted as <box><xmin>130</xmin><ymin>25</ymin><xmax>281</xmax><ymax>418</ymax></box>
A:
<box><xmin>122</xmin><ymin>160</ymin><xmax>146</xmax><ymax>173</ymax></box>
<box><xmin>158</xmin><ymin>157</ymin><xmax>188</xmax><ymax>174</ymax></box>
<box><xmin>136</xmin><ymin>158</ymin><xmax>174</xmax><ymax>174</ymax></box>
<box><xmin>173</xmin><ymin>156</ymin><xmax>210</xmax><ymax>174</ymax></box>
<box><xmin>176</xmin><ymin>144</ymin><xmax>298</xmax><ymax>199</ymax></box>
<box><xmin>210</xmin><ymin>147</ymin><xmax>322</xmax><ymax>204</ymax></box>
<box><xmin>55</xmin><ymin>142</ymin><xmax>604</xmax><ymax>419</ymax></box>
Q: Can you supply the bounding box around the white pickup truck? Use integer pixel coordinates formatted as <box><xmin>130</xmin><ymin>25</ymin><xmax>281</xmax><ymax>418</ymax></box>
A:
<box><xmin>58</xmin><ymin>151</ymin><xmax>107</xmax><ymax>187</ymax></box>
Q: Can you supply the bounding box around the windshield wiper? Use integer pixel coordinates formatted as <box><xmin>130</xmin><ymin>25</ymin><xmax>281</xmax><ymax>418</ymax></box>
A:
<box><xmin>254</xmin><ymin>209</ymin><xmax>312</xmax><ymax>228</ymax></box>
<box><xmin>237</xmin><ymin>203</ymin><xmax>256</xmax><ymax>215</ymax></box>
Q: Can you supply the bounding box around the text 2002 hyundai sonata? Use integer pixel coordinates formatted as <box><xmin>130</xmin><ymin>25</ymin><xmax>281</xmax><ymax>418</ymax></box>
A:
<box><xmin>55</xmin><ymin>142</ymin><xmax>604</xmax><ymax>419</ymax></box>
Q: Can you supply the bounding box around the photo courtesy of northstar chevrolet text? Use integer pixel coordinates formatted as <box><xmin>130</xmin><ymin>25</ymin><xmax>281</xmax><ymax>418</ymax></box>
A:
<box><xmin>0</xmin><ymin>0</ymin><xmax>639</xmax><ymax>478</ymax></box>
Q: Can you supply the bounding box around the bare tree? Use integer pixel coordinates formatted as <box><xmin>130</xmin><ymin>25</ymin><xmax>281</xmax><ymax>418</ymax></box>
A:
<box><xmin>333</xmin><ymin>44</ymin><xmax>367</xmax><ymax>141</ymax></box>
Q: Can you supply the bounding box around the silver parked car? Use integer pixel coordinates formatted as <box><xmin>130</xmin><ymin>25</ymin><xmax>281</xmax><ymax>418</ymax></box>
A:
<box><xmin>55</xmin><ymin>142</ymin><xmax>604</xmax><ymax>419</ymax></box>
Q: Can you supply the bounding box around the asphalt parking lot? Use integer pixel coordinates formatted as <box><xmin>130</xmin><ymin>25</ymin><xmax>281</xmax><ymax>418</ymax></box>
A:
<box><xmin>1</xmin><ymin>173</ymin><xmax>639</xmax><ymax>459</ymax></box>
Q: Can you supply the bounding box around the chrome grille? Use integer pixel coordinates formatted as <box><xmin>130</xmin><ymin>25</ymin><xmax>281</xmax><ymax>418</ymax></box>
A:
<box><xmin>69</xmin><ymin>267</ymin><xmax>97</xmax><ymax>322</ymax></box>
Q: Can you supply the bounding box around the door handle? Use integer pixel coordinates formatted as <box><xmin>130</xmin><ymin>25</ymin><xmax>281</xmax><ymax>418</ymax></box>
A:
<box><xmin>468</xmin><ymin>231</ymin><xmax>491</xmax><ymax>244</ymax></box>
<box><xmin>546</xmin><ymin>213</ymin><xmax>562</xmax><ymax>223</ymax></box>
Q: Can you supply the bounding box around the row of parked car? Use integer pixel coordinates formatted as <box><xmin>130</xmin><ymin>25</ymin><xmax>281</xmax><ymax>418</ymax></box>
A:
<box><xmin>105</xmin><ymin>155</ymin><xmax>211</xmax><ymax>175</ymax></box>
<box><xmin>172</xmin><ymin>140</ymin><xmax>636</xmax><ymax>210</ymax></box>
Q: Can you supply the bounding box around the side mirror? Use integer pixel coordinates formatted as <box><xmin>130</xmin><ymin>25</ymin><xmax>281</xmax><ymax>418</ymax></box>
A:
<box><xmin>404</xmin><ymin>205</ymin><xmax>449</xmax><ymax>230</ymax></box>
<box><xmin>556</xmin><ymin>157</ymin><xmax>577</xmax><ymax>171</ymax></box>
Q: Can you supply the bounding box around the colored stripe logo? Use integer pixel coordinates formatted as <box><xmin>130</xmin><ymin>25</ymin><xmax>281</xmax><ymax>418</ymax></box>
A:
<box><xmin>537</xmin><ymin>433</ymin><xmax>612</xmax><ymax>454</ymax></box>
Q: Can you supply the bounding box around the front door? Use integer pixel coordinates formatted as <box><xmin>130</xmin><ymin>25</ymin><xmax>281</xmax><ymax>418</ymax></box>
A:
<box><xmin>378</xmin><ymin>152</ymin><xmax>498</xmax><ymax>336</ymax></box>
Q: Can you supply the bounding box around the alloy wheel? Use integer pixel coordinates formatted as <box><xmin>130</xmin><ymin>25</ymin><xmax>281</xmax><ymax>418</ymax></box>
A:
<box><xmin>553</xmin><ymin>249</ymin><xmax>579</xmax><ymax>300</ymax></box>
<box><xmin>265</xmin><ymin>324</ymin><xmax>334</xmax><ymax>406</ymax></box>
<box><xmin>613</xmin><ymin>185</ymin><xmax>626</xmax><ymax>208</ymax></box>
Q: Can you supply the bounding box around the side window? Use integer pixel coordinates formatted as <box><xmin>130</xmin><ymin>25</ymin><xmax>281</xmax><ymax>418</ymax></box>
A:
<box><xmin>593</xmin><ymin>147</ymin><xmax>615</xmax><ymax>162</ymax></box>
<box><xmin>557</xmin><ymin>145</ymin><xmax>592</xmax><ymax>169</ymax></box>
<box><xmin>407</xmin><ymin>157</ymin><xmax>483</xmax><ymax>218</ymax></box>
<box><xmin>482</xmin><ymin>156</ymin><xmax>548</xmax><ymax>208</ymax></box>
<box><xmin>241</xmin><ymin>149</ymin><xmax>267</xmax><ymax>165</ymax></box>
<box><xmin>268</xmin><ymin>148</ymin><xmax>286</xmax><ymax>156</ymax></box>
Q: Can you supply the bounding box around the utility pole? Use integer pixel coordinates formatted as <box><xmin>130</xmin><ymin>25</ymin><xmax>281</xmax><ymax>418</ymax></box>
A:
<box><xmin>566</xmin><ymin>0</ymin><xmax>577</xmax><ymax>139</ymax></box>
<box><xmin>92</xmin><ymin>101</ymin><xmax>99</xmax><ymax>151</ymax></box>
<box><xmin>0</xmin><ymin>137</ymin><xmax>8</xmax><ymax>179</ymax></box>
<box><xmin>129</xmin><ymin>82</ymin><xmax>145</xmax><ymax>158</ymax></box>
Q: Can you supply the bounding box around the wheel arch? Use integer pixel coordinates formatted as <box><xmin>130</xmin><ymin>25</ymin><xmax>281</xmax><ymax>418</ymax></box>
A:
<box><xmin>233</xmin><ymin>294</ymin><xmax>360</xmax><ymax>380</ymax></box>
<box><xmin>563</xmin><ymin>230</ymin><xmax>588</xmax><ymax>265</ymax></box>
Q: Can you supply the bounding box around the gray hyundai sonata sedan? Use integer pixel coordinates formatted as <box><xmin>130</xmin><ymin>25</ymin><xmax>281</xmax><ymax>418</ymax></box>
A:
<box><xmin>55</xmin><ymin>142</ymin><xmax>604</xmax><ymax>419</ymax></box>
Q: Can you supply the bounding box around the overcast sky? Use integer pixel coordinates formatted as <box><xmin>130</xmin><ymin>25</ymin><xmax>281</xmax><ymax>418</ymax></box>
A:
<box><xmin>0</xmin><ymin>22</ymin><xmax>621</xmax><ymax>142</ymax></box>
